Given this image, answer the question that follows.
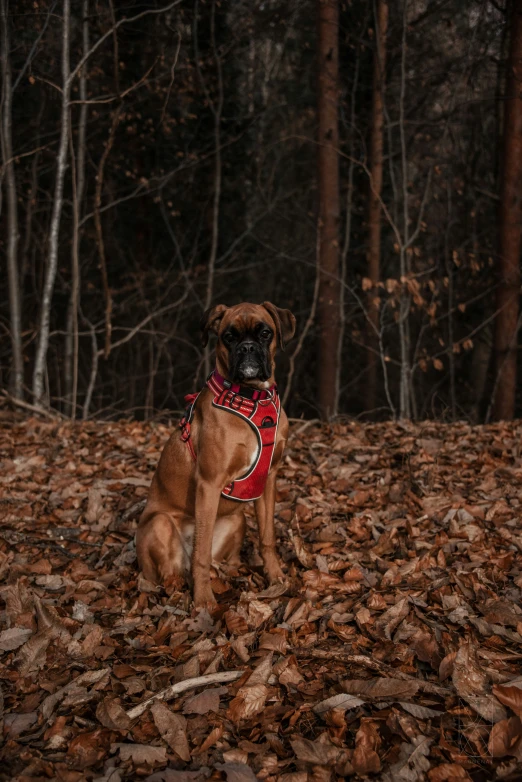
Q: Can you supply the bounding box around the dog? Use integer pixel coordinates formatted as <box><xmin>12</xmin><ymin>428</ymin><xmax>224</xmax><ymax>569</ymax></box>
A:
<box><xmin>136</xmin><ymin>302</ymin><xmax>296</xmax><ymax>607</ymax></box>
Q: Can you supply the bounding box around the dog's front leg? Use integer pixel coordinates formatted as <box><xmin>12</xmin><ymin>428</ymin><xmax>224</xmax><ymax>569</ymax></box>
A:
<box><xmin>254</xmin><ymin>469</ymin><xmax>284</xmax><ymax>584</ymax></box>
<box><xmin>192</xmin><ymin>472</ymin><xmax>221</xmax><ymax>608</ymax></box>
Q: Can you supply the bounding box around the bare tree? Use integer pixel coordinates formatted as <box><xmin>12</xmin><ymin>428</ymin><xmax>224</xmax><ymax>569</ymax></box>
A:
<box><xmin>65</xmin><ymin>0</ymin><xmax>89</xmax><ymax>418</ymax></box>
<box><xmin>317</xmin><ymin>0</ymin><xmax>341</xmax><ymax>420</ymax></box>
<box><xmin>197</xmin><ymin>0</ymin><xmax>223</xmax><ymax>380</ymax></box>
<box><xmin>1</xmin><ymin>0</ymin><xmax>23</xmax><ymax>398</ymax></box>
<box><xmin>32</xmin><ymin>0</ymin><xmax>71</xmax><ymax>407</ymax></box>
<box><xmin>492</xmin><ymin>0</ymin><xmax>522</xmax><ymax>420</ymax></box>
<box><xmin>366</xmin><ymin>0</ymin><xmax>388</xmax><ymax>413</ymax></box>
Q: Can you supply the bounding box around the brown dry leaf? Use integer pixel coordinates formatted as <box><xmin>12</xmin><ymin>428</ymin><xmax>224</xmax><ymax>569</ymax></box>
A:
<box><xmin>96</xmin><ymin>697</ymin><xmax>131</xmax><ymax>732</ymax></box>
<box><xmin>487</xmin><ymin>716</ymin><xmax>522</xmax><ymax>758</ymax></box>
<box><xmin>439</xmin><ymin>650</ymin><xmax>456</xmax><ymax>681</ymax></box>
<box><xmin>258</xmin><ymin>630</ymin><xmax>288</xmax><ymax>654</ymax></box>
<box><xmin>342</xmin><ymin>678</ymin><xmax>419</xmax><ymax>701</ymax></box>
<box><xmin>352</xmin><ymin>718</ymin><xmax>381</xmax><ymax>774</ymax></box>
<box><xmin>279</xmin><ymin>663</ymin><xmax>305</xmax><ymax>690</ymax></box>
<box><xmin>41</xmin><ymin>668</ymin><xmax>110</xmax><ymax>719</ymax></box>
<box><xmin>452</xmin><ymin>641</ymin><xmax>488</xmax><ymax>697</ymax></box>
<box><xmin>67</xmin><ymin>729</ymin><xmax>109</xmax><ymax>770</ymax></box>
<box><xmin>230</xmin><ymin>635</ymin><xmax>250</xmax><ymax>662</ymax></box>
<box><xmin>0</xmin><ymin>626</ymin><xmax>32</xmax><ymax>651</ymax></box>
<box><xmin>237</xmin><ymin>598</ymin><xmax>273</xmax><ymax>628</ymax></box>
<box><xmin>224</xmin><ymin>609</ymin><xmax>249</xmax><ymax>635</ymax></box>
<box><xmin>288</xmin><ymin>528</ymin><xmax>314</xmax><ymax>568</ymax></box>
<box><xmin>374</xmin><ymin>597</ymin><xmax>410</xmax><ymax>639</ymax></box>
<box><xmin>4</xmin><ymin>711</ymin><xmax>38</xmax><ymax>738</ymax></box>
<box><xmin>16</xmin><ymin>627</ymin><xmax>54</xmax><ymax>675</ymax></box>
<box><xmin>215</xmin><ymin>761</ymin><xmax>258</xmax><ymax>782</ymax></box>
<box><xmin>428</xmin><ymin>764</ymin><xmax>472</xmax><ymax>781</ymax></box>
<box><xmin>493</xmin><ymin>683</ymin><xmax>522</xmax><ymax>717</ymax></box>
<box><xmin>115</xmin><ymin>743</ymin><xmax>167</xmax><ymax>765</ymax></box>
<box><xmin>462</xmin><ymin>694</ymin><xmax>507</xmax><ymax>723</ymax></box>
<box><xmin>151</xmin><ymin>701</ymin><xmax>190</xmax><ymax>761</ymax></box>
<box><xmin>182</xmin><ymin>686</ymin><xmax>225</xmax><ymax>715</ymax></box>
<box><xmin>381</xmin><ymin>737</ymin><xmax>432</xmax><ymax>781</ymax></box>
<box><xmin>290</xmin><ymin>735</ymin><xmax>340</xmax><ymax>766</ymax></box>
<box><xmin>196</xmin><ymin>723</ymin><xmax>224</xmax><ymax>754</ymax></box>
<box><xmin>227</xmin><ymin>683</ymin><xmax>268</xmax><ymax>723</ymax></box>
<box><xmin>246</xmin><ymin>651</ymin><xmax>273</xmax><ymax>686</ymax></box>
<box><xmin>313</xmin><ymin>693</ymin><xmax>365</xmax><ymax>715</ymax></box>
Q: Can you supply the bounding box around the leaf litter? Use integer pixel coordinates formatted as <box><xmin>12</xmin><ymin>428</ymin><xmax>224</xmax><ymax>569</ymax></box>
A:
<box><xmin>1</xmin><ymin>415</ymin><xmax>522</xmax><ymax>779</ymax></box>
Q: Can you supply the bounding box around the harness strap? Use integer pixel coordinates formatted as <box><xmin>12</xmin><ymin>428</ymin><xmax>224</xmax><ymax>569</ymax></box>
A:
<box><xmin>179</xmin><ymin>371</ymin><xmax>279</xmax><ymax>501</ymax></box>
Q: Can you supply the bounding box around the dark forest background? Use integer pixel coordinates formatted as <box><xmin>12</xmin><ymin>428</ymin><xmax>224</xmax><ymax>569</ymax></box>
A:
<box><xmin>1</xmin><ymin>0</ymin><xmax>521</xmax><ymax>423</ymax></box>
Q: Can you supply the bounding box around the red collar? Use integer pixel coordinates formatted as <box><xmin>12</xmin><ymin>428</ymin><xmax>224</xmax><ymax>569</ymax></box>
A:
<box><xmin>207</xmin><ymin>370</ymin><xmax>276</xmax><ymax>401</ymax></box>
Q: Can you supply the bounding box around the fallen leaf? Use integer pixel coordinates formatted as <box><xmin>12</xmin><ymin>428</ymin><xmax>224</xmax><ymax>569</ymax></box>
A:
<box><xmin>342</xmin><ymin>678</ymin><xmax>419</xmax><ymax>701</ymax></box>
<box><xmin>115</xmin><ymin>743</ymin><xmax>167</xmax><ymax>764</ymax></box>
<box><xmin>290</xmin><ymin>735</ymin><xmax>340</xmax><ymax>766</ymax></box>
<box><xmin>152</xmin><ymin>701</ymin><xmax>190</xmax><ymax>761</ymax></box>
<box><xmin>493</xmin><ymin>683</ymin><xmax>522</xmax><ymax>718</ymax></box>
<box><xmin>352</xmin><ymin>718</ymin><xmax>381</xmax><ymax>774</ymax></box>
<box><xmin>96</xmin><ymin>697</ymin><xmax>131</xmax><ymax>732</ymax></box>
<box><xmin>0</xmin><ymin>626</ymin><xmax>32</xmax><ymax>651</ymax></box>
<box><xmin>182</xmin><ymin>687</ymin><xmax>225</xmax><ymax>715</ymax></box>
<box><xmin>452</xmin><ymin>642</ymin><xmax>488</xmax><ymax>697</ymax></box>
<box><xmin>488</xmin><ymin>716</ymin><xmax>522</xmax><ymax>758</ymax></box>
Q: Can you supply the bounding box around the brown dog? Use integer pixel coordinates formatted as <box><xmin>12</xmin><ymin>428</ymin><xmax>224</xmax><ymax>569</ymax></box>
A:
<box><xmin>136</xmin><ymin>302</ymin><xmax>296</xmax><ymax>607</ymax></box>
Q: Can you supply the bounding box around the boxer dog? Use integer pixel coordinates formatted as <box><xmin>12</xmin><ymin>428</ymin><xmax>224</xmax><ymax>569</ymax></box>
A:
<box><xmin>136</xmin><ymin>302</ymin><xmax>296</xmax><ymax>607</ymax></box>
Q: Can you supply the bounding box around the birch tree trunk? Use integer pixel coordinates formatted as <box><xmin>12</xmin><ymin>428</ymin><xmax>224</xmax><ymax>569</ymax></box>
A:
<box><xmin>492</xmin><ymin>0</ymin><xmax>522</xmax><ymax>420</ymax></box>
<box><xmin>366</xmin><ymin>0</ymin><xmax>388</xmax><ymax>413</ymax></box>
<box><xmin>32</xmin><ymin>0</ymin><xmax>71</xmax><ymax>407</ymax></box>
<box><xmin>1</xmin><ymin>0</ymin><xmax>23</xmax><ymax>399</ymax></box>
<box><xmin>317</xmin><ymin>0</ymin><xmax>341</xmax><ymax>420</ymax></box>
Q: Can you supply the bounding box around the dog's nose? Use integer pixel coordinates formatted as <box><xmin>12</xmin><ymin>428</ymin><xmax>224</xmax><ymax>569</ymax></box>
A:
<box><xmin>238</xmin><ymin>341</ymin><xmax>256</xmax><ymax>354</ymax></box>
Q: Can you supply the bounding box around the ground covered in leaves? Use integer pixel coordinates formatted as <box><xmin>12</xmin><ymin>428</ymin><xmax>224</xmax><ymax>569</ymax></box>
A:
<box><xmin>1</xmin><ymin>413</ymin><xmax>522</xmax><ymax>782</ymax></box>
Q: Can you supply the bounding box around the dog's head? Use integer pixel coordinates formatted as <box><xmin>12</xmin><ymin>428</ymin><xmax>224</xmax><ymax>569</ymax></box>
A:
<box><xmin>201</xmin><ymin>302</ymin><xmax>296</xmax><ymax>388</ymax></box>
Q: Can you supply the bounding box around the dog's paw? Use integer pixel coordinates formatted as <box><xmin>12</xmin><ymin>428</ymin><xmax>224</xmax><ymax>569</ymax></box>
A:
<box><xmin>267</xmin><ymin>566</ymin><xmax>286</xmax><ymax>585</ymax></box>
<box><xmin>193</xmin><ymin>587</ymin><xmax>217</xmax><ymax>611</ymax></box>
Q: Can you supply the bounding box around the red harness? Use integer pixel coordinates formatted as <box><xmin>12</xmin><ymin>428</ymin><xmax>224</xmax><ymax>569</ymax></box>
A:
<box><xmin>180</xmin><ymin>370</ymin><xmax>280</xmax><ymax>502</ymax></box>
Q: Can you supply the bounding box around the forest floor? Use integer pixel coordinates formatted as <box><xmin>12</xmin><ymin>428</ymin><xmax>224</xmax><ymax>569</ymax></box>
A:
<box><xmin>1</xmin><ymin>413</ymin><xmax>522</xmax><ymax>782</ymax></box>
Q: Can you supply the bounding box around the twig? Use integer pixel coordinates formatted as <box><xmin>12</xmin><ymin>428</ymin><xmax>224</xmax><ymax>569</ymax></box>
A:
<box><xmin>108</xmin><ymin>499</ymin><xmax>146</xmax><ymax>531</ymax></box>
<box><xmin>282</xmin><ymin>231</ymin><xmax>321</xmax><ymax>409</ymax></box>
<box><xmin>126</xmin><ymin>670</ymin><xmax>243</xmax><ymax>720</ymax></box>
<box><xmin>294</xmin><ymin>649</ymin><xmax>450</xmax><ymax>697</ymax></box>
<box><xmin>0</xmin><ymin>390</ymin><xmax>64</xmax><ymax>420</ymax></box>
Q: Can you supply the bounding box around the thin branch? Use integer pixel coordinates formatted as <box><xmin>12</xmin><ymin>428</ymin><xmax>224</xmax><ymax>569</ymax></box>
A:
<box><xmin>126</xmin><ymin>670</ymin><xmax>243</xmax><ymax>720</ymax></box>
<box><xmin>67</xmin><ymin>0</ymin><xmax>183</xmax><ymax>87</ymax></box>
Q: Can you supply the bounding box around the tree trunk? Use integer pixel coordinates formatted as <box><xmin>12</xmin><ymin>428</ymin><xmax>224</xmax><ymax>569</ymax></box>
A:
<box><xmin>366</xmin><ymin>0</ymin><xmax>388</xmax><ymax>414</ymax></box>
<box><xmin>317</xmin><ymin>0</ymin><xmax>340</xmax><ymax>420</ymax></box>
<box><xmin>203</xmin><ymin>0</ymin><xmax>223</xmax><ymax>380</ymax></box>
<box><xmin>492</xmin><ymin>0</ymin><xmax>522</xmax><ymax>421</ymax></box>
<box><xmin>32</xmin><ymin>0</ymin><xmax>71</xmax><ymax>407</ymax></box>
<box><xmin>65</xmin><ymin>0</ymin><xmax>89</xmax><ymax>418</ymax></box>
<box><xmin>1</xmin><ymin>0</ymin><xmax>23</xmax><ymax>399</ymax></box>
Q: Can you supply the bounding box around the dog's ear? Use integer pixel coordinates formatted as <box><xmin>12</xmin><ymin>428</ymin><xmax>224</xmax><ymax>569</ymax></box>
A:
<box><xmin>262</xmin><ymin>302</ymin><xmax>296</xmax><ymax>351</ymax></box>
<box><xmin>201</xmin><ymin>304</ymin><xmax>228</xmax><ymax>347</ymax></box>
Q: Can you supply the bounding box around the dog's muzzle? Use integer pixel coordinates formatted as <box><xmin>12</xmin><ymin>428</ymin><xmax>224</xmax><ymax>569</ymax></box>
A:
<box><xmin>234</xmin><ymin>341</ymin><xmax>268</xmax><ymax>381</ymax></box>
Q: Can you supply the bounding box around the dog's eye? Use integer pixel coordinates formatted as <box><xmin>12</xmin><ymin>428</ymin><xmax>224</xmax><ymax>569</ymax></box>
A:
<box><xmin>222</xmin><ymin>331</ymin><xmax>235</xmax><ymax>344</ymax></box>
<box><xmin>260</xmin><ymin>329</ymin><xmax>271</xmax><ymax>340</ymax></box>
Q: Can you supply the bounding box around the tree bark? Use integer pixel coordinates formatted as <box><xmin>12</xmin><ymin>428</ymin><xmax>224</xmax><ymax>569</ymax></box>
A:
<box><xmin>65</xmin><ymin>0</ymin><xmax>89</xmax><ymax>418</ymax></box>
<box><xmin>317</xmin><ymin>0</ymin><xmax>341</xmax><ymax>420</ymax></box>
<box><xmin>366</xmin><ymin>0</ymin><xmax>388</xmax><ymax>414</ymax></box>
<box><xmin>1</xmin><ymin>0</ymin><xmax>23</xmax><ymax>399</ymax></box>
<box><xmin>492</xmin><ymin>0</ymin><xmax>522</xmax><ymax>420</ymax></box>
<box><xmin>32</xmin><ymin>0</ymin><xmax>71</xmax><ymax>407</ymax></box>
<box><xmin>202</xmin><ymin>0</ymin><xmax>223</xmax><ymax>379</ymax></box>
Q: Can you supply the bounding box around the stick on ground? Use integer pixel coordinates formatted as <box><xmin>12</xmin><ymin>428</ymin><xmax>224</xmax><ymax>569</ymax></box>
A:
<box><xmin>126</xmin><ymin>670</ymin><xmax>243</xmax><ymax>720</ymax></box>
